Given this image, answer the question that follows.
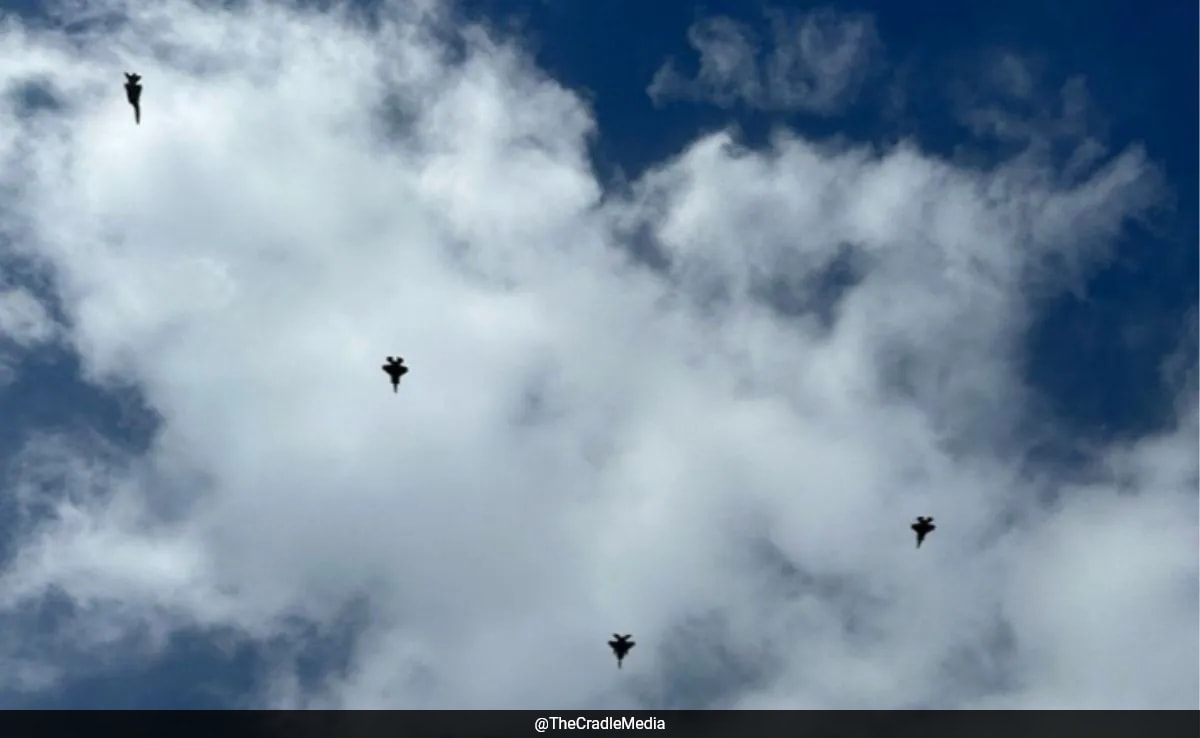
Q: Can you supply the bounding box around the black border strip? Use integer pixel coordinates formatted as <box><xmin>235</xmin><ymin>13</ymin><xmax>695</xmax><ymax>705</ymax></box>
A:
<box><xmin>1</xmin><ymin>709</ymin><xmax>1195</xmax><ymax>738</ymax></box>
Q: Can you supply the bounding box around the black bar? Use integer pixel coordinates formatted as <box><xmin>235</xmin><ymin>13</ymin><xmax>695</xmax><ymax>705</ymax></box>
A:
<box><xmin>0</xmin><ymin>710</ymin><xmax>1195</xmax><ymax>738</ymax></box>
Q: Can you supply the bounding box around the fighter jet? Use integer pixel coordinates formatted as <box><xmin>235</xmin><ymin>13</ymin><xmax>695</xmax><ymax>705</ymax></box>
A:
<box><xmin>608</xmin><ymin>634</ymin><xmax>634</xmax><ymax>669</ymax></box>
<box><xmin>911</xmin><ymin>516</ymin><xmax>935</xmax><ymax>548</ymax></box>
<box><xmin>382</xmin><ymin>356</ymin><xmax>408</xmax><ymax>393</ymax></box>
<box><xmin>124</xmin><ymin>73</ymin><xmax>142</xmax><ymax>124</ymax></box>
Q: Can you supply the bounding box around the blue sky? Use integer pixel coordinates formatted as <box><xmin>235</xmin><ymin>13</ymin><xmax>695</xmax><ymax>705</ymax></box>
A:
<box><xmin>464</xmin><ymin>0</ymin><xmax>1198</xmax><ymax>442</ymax></box>
<box><xmin>0</xmin><ymin>0</ymin><xmax>1195</xmax><ymax>709</ymax></box>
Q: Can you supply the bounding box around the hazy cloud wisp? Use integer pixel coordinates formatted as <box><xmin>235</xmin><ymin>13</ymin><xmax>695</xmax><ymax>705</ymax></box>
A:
<box><xmin>647</xmin><ymin>8</ymin><xmax>881</xmax><ymax>114</ymax></box>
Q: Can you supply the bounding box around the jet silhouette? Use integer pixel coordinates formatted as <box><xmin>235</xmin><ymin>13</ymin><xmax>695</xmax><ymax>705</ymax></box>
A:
<box><xmin>911</xmin><ymin>516</ymin><xmax>935</xmax><ymax>548</ymax></box>
<box><xmin>382</xmin><ymin>356</ymin><xmax>408</xmax><ymax>393</ymax></box>
<box><xmin>124</xmin><ymin>72</ymin><xmax>142</xmax><ymax>124</ymax></box>
<box><xmin>608</xmin><ymin>634</ymin><xmax>634</xmax><ymax>669</ymax></box>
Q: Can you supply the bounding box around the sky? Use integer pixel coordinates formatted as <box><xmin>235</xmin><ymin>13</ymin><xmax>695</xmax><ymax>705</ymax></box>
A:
<box><xmin>0</xmin><ymin>0</ymin><xmax>1195</xmax><ymax>710</ymax></box>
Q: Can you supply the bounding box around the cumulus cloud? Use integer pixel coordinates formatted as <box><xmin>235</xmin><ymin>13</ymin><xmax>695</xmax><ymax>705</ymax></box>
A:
<box><xmin>0</xmin><ymin>0</ymin><xmax>1194</xmax><ymax>709</ymax></box>
<box><xmin>647</xmin><ymin>7</ymin><xmax>880</xmax><ymax>114</ymax></box>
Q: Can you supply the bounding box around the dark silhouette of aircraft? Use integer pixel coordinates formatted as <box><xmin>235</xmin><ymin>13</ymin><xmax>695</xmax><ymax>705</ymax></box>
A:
<box><xmin>911</xmin><ymin>516</ymin><xmax>935</xmax><ymax>548</ymax></box>
<box><xmin>382</xmin><ymin>356</ymin><xmax>408</xmax><ymax>393</ymax></box>
<box><xmin>124</xmin><ymin>72</ymin><xmax>142</xmax><ymax>124</ymax></box>
<box><xmin>608</xmin><ymin>634</ymin><xmax>634</xmax><ymax>669</ymax></box>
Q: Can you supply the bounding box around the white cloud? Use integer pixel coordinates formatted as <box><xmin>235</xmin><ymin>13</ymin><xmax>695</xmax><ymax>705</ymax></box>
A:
<box><xmin>0</xmin><ymin>0</ymin><xmax>1194</xmax><ymax>709</ymax></box>
<box><xmin>0</xmin><ymin>286</ymin><xmax>58</xmax><ymax>386</ymax></box>
<box><xmin>647</xmin><ymin>8</ymin><xmax>880</xmax><ymax>114</ymax></box>
<box><xmin>0</xmin><ymin>287</ymin><xmax>54</xmax><ymax>347</ymax></box>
